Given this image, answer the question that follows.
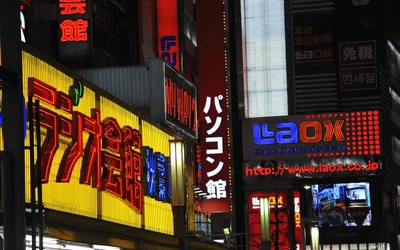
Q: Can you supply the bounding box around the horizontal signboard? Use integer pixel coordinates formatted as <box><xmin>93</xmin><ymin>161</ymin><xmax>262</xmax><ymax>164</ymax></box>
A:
<box><xmin>244</xmin><ymin>155</ymin><xmax>381</xmax><ymax>179</ymax></box>
<box><xmin>242</xmin><ymin>111</ymin><xmax>381</xmax><ymax>161</ymax></box>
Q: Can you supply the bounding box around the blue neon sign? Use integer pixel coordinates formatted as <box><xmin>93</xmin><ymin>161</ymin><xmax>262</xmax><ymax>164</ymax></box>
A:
<box><xmin>144</xmin><ymin>146</ymin><xmax>171</xmax><ymax>202</ymax></box>
<box><xmin>253</xmin><ymin>122</ymin><xmax>298</xmax><ymax>145</ymax></box>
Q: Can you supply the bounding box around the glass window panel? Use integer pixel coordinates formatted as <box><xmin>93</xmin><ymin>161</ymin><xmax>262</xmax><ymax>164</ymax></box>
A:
<box><xmin>242</xmin><ymin>0</ymin><xmax>288</xmax><ymax>118</ymax></box>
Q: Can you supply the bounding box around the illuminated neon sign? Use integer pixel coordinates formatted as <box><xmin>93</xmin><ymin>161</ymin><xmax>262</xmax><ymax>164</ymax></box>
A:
<box><xmin>58</xmin><ymin>0</ymin><xmax>88</xmax><ymax>42</ymax></box>
<box><xmin>144</xmin><ymin>147</ymin><xmax>171</xmax><ymax>202</ymax></box>
<box><xmin>165</xmin><ymin>77</ymin><xmax>196</xmax><ymax>135</ymax></box>
<box><xmin>157</xmin><ymin>0</ymin><xmax>180</xmax><ymax>71</ymax></box>
<box><xmin>28</xmin><ymin>77</ymin><xmax>145</xmax><ymax>212</ymax></box>
<box><xmin>245</xmin><ymin>160</ymin><xmax>380</xmax><ymax>178</ymax></box>
<box><xmin>242</xmin><ymin>111</ymin><xmax>381</xmax><ymax>160</ymax></box>
<box><xmin>163</xmin><ymin>65</ymin><xmax>197</xmax><ymax>139</ymax></box>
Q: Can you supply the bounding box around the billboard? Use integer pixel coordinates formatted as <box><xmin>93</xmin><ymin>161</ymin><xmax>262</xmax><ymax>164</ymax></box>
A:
<box><xmin>312</xmin><ymin>182</ymin><xmax>372</xmax><ymax>227</ymax></box>
<box><xmin>0</xmin><ymin>51</ymin><xmax>176</xmax><ymax>235</ymax></box>
<box><xmin>242</xmin><ymin>111</ymin><xmax>381</xmax><ymax>161</ymax></box>
<box><xmin>248</xmin><ymin>192</ymin><xmax>289</xmax><ymax>250</ymax></box>
<box><xmin>157</xmin><ymin>0</ymin><xmax>180</xmax><ymax>71</ymax></box>
<box><xmin>197</xmin><ymin>0</ymin><xmax>231</xmax><ymax>212</ymax></box>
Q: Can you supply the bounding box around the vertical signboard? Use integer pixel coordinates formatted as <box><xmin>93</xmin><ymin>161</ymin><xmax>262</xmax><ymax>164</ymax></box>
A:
<box><xmin>293</xmin><ymin>191</ymin><xmax>302</xmax><ymax>250</ymax></box>
<box><xmin>339</xmin><ymin>40</ymin><xmax>378</xmax><ymax>91</ymax></box>
<box><xmin>197</xmin><ymin>0</ymin><xmax>231</xmax><ymax>212</ymax></box>
<box><xmin>57</xmin><ymin>0</ymin><xmax>91</xmax><ymax>59</ymax></box>
<box><xmin>248</xmin><ymin>192</ymin><xmax>289</xmax><ymax>250</ymax></box>
<box><xmin>156</xmin><ymin>0</ymin><xmax>180</xmax><ymax>71</ymax></box>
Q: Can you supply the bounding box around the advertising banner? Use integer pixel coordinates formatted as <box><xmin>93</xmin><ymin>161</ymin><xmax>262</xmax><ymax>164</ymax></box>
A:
<box><xmin>3</xmin><ymin>51</ymin><xmax>176</xmax><ymax>235</ymax></box>
<box><xmin>242</xmin><ymin>111</ymin><xmax>381</xmax><ymax>161</ymax></box>
<box><xmin>293</xmin><ymin>13</ymin><xmax>334</xmax><ymax>65</ymax></box>
<box><xmin>248</xmin><ymin>192</ymin><xmax>289</xmax><ymax>250</ymax></box>
<box><xmin>157</xmin><ymin>0</ymin><xmax>180</xmax><ymax>71</ymax></box>
<box><xmin>197</xmin><ymin>0</ymin><xmax>231</xmax><ymax>212</ymax></box>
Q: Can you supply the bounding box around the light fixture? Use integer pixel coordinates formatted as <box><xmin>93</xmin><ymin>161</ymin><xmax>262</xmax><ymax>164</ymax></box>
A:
<box><xmin>194</xmin><ymin>189</ymin><xmax>203</xmax><ymax>194</ymax></box>
<box><xmin>310</xmin><ymin>226</ymin><xmax>319</xmax><ymax>250</ymax></box>
<box><xmin>199</xmin><ymin>192</ymin><xmax>208</xmax><ymax>196</ymax></box>
<box><xmin>303</xmin><ymin>184</ymin><xmax>311</xmax><ymax>190</ymax></box>
<box><xmin>194</xmin><ymin>186</ymin><xmax>200</xmax><ymax>191</ymax></box>
<box><xmin>259</xmin><ymin>197</ymin><xmax>271</xmax><ymax>242</ymax></box>
<box><xmin>169</xmin><ymin>140</ymin><xmax>186</xmax><ymax>206</ymax></box>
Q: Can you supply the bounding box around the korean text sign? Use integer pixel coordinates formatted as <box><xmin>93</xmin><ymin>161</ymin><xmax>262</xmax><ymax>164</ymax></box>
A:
<box><xmin>242</xmin><ymin>111</ymin><xmax>381</xmax><ymax>161</ymax></box>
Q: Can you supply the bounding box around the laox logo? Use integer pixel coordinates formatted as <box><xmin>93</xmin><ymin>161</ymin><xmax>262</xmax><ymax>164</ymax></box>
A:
<box><xmin>253</xmin><ymin>120</ymin><xmax>345</xmax><ymax>145</ymax></box>
<box><xmin>352</xmin><ymin>0</ymin><xmax>370</xmax><ymax>6</ymax></box>
<box><xmin>295</xmin><ymin>49</ymin><xmax>332</xmax><ymax>60</ymax></box>
<box><xmin>161</xmin><ymin>36</ymin><xmax>178</xmax><ymax>67</ymax></box>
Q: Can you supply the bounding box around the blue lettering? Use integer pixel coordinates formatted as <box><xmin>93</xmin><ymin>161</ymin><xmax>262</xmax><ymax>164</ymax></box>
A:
<box><xmin>276</xmin><ymin>122</ymin><xmax>298</xmax><ymax>144</ymax></box>
<box><xmin>253</xmin><ymin>124</ymin><xmax>274</xmax><ymax>145</ymax></box>
<box><xmin>161</xmin><ymin>36</ymin><xmax>177</xmax><ymax>67</ymax></box>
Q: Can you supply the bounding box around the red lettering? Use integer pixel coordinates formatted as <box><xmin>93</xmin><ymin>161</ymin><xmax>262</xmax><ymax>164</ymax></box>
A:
<box><xmin>57</xmin><ymin>111</ymin><xmax>83</xmax><ymax>182</ymax></box>
<box><xmin>33</xmin><ymin>106</ymin><xmax>59</xmax><ymax>183</ymax></box>
<box><xmin>60</xmin><ymin>19</ymin><xmax>88</xmax><ymax>42</ymax></box>
<box><xmin>102</xmin><ymin>118</ymin><xmax>123</xmax><ymax>198</ymax></box>
<box><xmin>80</xmin><ymin>109</ymin><xmax>103</xmax><ymax>188</ymax></box>
<box><xmin>56</xmin><ymin>91</ymin><xmax>73</xmax><ymax>113</ymax></box>
<box><xmin>28</xmin><ymin>77</ymin><xmax>57</xmax><ymax>106</ymax></box>
<box><xmin>300</xmin><ymin>121</ymin><xmax>322</xmax><ymax>143</ymax></box>
<box><xmin>323</xmin><ymin>120</ymin><xmax>345</xmax><ymax>141</ymax></box>
<box><xmin>123</xmin><ymin>126</ymin><xmax>142</xmax><ymax>212</ymax></box>
<box><xmin>59</xmin><ymin>3</ymin><xmax>87</xmax><ymax>15</ymax></box>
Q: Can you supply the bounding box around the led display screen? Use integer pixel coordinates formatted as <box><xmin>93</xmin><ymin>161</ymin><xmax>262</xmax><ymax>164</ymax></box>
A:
<box><xmin>242</xmin><ymin>111</ymin><xmax>381</xmax><ymax>161</ymax></box>
<box><xmin>312</xmin><ymin>182</ymin><xmax>372</xmax><ymax>227</ymax></box>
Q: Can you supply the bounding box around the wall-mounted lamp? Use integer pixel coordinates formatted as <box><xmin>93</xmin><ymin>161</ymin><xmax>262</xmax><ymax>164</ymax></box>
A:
<box><xmin>169</xmin><ymin>140</ymin><xmax>186</xmax><ymax>207</ymax></box>
<box><xmin>259</xmin><ymin>197</ymin><xmax>271</xmax><ymax>250</ymax></box>
<box><xmin>303</xmin><ymin>184</ymin><xmax>311</xmax><ymax>190</ymax></box>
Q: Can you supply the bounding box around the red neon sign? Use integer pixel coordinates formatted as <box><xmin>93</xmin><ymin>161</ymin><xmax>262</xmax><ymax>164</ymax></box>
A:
<box><xmin>58</xmin><ymin>0</ymin><xmax>88</xmax><ymax>42</ymax></box>
<box><xmin>245</xmin><ymin>161</ymin><xmax>380</xmax><ymax>178</ymax></box>
<box><xmin>28</xmin><ymin>77</ymin><xmax>142</xmax><ymax>213</ymax></box>
<box><xmin>157</xmin><ymin>0</ymin><xmax>180</xmax><ymax>71</ymax></box>
<box><xmin>165</xmin><ymin>77</ymin><xmax>197</xmax><ymax>133</ymax></box>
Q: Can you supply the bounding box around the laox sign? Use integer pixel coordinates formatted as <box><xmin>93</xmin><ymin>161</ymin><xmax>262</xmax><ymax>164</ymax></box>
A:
<box><xmin>253</xmin><ymin>120</ymin><xmax>344</xmax><ymax>145</ymax></box>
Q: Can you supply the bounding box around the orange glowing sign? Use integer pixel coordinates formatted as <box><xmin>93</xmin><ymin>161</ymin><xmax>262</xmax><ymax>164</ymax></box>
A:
<box><xmin>157</xmin><ymin>0</ymin><xmax>180</xmax><ymax>71</ymax></box>
<box><xmin>58</xmin><ymin>0</ymin><xmax>88</xmax><ymax>42</ymax></box>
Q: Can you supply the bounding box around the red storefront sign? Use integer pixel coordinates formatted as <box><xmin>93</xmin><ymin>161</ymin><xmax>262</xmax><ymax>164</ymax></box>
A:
<box><xmin>58</xmin><ymin>0</ymin><xmax>88</xmax><ymax>42</ymax></box>
<box><xmin>157</xmin><ymin>0</ymin><xmax>180</xmax><ymax>71</ymax></box>
<box><xmin>248</xmin><ymin>192</ymin><xmax>289</xmax><ymax>250</ymax></box>
<box><xmin>29</xmin><ymin>77</ymin><xmax>142</xmax><ymax>213</ymax></box>
<box><xmin>197</xmin><ymin>0</ymin><xmax>231</xmax><ymax>212</ymax></box>
<box><xmin>293</xmin><ymin>191</ymin><xmax>302</xmax><ymax>250</ymax></box>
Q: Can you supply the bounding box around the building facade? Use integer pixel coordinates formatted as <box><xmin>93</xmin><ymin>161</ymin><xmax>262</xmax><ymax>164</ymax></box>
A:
<box><xmin>232</xmin><ymin>0</ymin><xmax>400</xmax><ymax>249</ymax></box>
<box><xmin>0</xmin><ymin>0</ymin><xmax>236</xmax><ymax>249</ymax></box>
